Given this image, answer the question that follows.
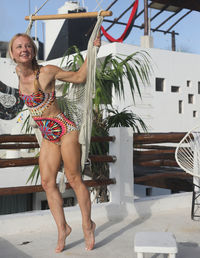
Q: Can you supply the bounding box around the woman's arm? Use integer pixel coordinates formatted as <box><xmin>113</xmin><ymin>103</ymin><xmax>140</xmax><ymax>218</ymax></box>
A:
<box><xmin>55</xmin><ymin>58</ymin><xmax>87</xmax><ymax>84</ymax></box>
<box><xmin>53</xmin><ymin>32</ymin><xmax>101</xmax><ymax>84</ymax></box>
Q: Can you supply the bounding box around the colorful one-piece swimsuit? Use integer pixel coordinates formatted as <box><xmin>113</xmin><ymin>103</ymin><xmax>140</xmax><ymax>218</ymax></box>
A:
<box><xmin>19</xmin><ymin>69</ymin><xmax>77</xmax><ymax>143</ymax></box>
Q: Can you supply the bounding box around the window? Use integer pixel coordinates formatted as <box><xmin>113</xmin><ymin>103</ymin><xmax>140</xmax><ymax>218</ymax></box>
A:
<box><xmin>146</xmin><ymin>187</ymin><xmax>152</xmax><ymax>196</ymax></box>
<box><xmin>178</xmin><ymin>100</ymin><xmax>183</xmax><ymax>114</ymax></box>
<box><xmin>188</xmin><ymin>94</ymin><xmax>194</xmax><ymax>104</ymax></box>
<box><xmin>0</xmin><ymin>194</ymin><xmax>33</xmax><ymax>215</ymax></box>
<box><xmin>198</xmin><ymin>82</ymin><xmax>200</xmax><ymax>94</ymax></box>
<box><xmin>0</xmin><ymin>50</ymin><xmax>7</xmax><ymax>58</ymax></box>
<box><xmin>171</xmin><ymin>86</ymin><xmax>179</xmax><ymax>93</ymax></box>
<box><xmin>155</xmin><ymin>78</ymin><xmax>164</xmax><ymax>92</ymax></box>
<box><xmin>193</xmin><ymin>111</ymin><xmax>197</xmax><ymax>118</ymax></box>
<box><xmin>41</xmin><ymin>197</ymin><xmax>74</xmax><ymax>210</ymax></box>
<box><xmin>187</xmin><ymin>80</ymin><xmax>191</xmax><ymax>87</ymax></box>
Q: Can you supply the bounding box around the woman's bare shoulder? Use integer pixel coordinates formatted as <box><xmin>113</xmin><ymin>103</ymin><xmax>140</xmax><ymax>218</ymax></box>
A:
<box><xmin>41</xmin><ymin>64</ymin><xmax>61</xmax><ymax>74</ymax></box>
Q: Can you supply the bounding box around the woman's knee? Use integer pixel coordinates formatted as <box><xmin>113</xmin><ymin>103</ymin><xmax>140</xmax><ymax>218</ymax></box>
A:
<box><xmin>41</xmin><ymin>177</ymin><xmax>57</xmax><ymax>192</ymax></box>
<box><xmin>66</xmin><ymin>171</ymin><xmax>82</xmax><ymax>189</ymax></box>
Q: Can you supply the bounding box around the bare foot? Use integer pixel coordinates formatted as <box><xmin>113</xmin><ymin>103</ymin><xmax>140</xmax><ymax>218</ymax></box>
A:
<box><xmin>83</xmin><ymin>221</ymin><xmax>96</xmax><ymax>251</ymax></box>
<box><xmin>55</xmin><ymin>224</ymin><xmax>72</xmax><ymax>253</ymax></box>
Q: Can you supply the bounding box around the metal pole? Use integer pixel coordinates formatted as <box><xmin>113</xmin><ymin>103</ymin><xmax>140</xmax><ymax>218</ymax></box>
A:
<box><xmin>171</xmin><ymin>30</ymin><xmax>176</xmax><ymax>51</ymax></box>
<box><xmin>29</xmin><ymin>0</ymin><xmax>31</xmax><ymax>15</ymax></box>
<box><xmin>144</xmin><ymin>0</ymin><xmax>148</xmax><ymax>35</ymax></box>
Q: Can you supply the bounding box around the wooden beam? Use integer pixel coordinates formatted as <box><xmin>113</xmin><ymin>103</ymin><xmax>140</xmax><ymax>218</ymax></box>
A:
<box><xmin>134</xmin><ymin>171</ymin><xmax>192</xmax><ymax>191</ymax></box>
<box><xmin>0</xmin><ymin>143</ymin><xmax>40</xmax><ymax>149</ymax></box>
<box><xmin>152</xmin><ymin>8</ymin><xmax>182</xmax><ymax>32</ymax></box>
<box><xmin>0</xmin><ymin>134</ymin><xmax>37</xmax><ymax>143</ymax></box>
<box><xmin>104</xmin><ymin>3</ymin><xmax>133</xmax><ymax>33</ymax></box>
<box><xmin>0</xmin><ymin>178</ymin><xmax>116</xmax><ymax>196</ymax></box>
<box><xmin>134</xmin><ymin>150</ymin><xmax>176</xmax><ymax>162</ymax></box>
<box><xmin>134</xmin><ymin>148</ymin><xmax>175</xmax><ymax>154</ymax></box>
<box><xmin>150</xmin><ymin>4</ymin><xmax>170</xmax><ymax>21</ymax></box>
<box><xmin>25</xmin><ymin>11</ymin><xmax>112</xmax><ymax>21</ymax></box>
<box><xmin>0</xmin><ymin>157</ymin><xmax>39</xmax><ymax>168</ymax></box>
<box><xmin>135</xmin><ymin>171</ymin><xmax>192</xmax><ymax>182</ymax></box>
<box><xmin>105</xmin><ymin>0</ymin><xmax>119</xmax><ymax>11</ymax></box>
<box><xmin>165</xmin><ymin>10</ymin><xmax>192</xmax><ymax>33</ymax></box>
<box><xmin>0</xmin><ymin>134</ymin><xmax>115</xmax><ymax>144</ymax></box>
<box><xmin>134</xmin><ymin>145</ymin><xmax>176</xmax><ymax>150</ymax></box>
<box><xmin>91</xmin><ymin>136</ymin><xmax>115</xmax><ymax>142</ymax></box>
<box><xmin>89</xmin><ymin>155</ymin><xmax>117</xmax><ymax>163</ymax></box>
<box><xmin>150</xmin><ymin>0</ymin><xmax>200</xmax><ymax>12</ymax></box>
<box><xmin>0</xmin><ymin>155</ymin><xmax>116</xmax><ymax>168</ymax></box>
<box><xmin>103</xmin><ymin>18</ymin><xmax>179</xmax><ymax>35</ymax></box>
<box><xmin>134</xmin><ymin>159</ymin><xmax>178</xmax><ymax>167</ymax></box>
<box><xmin>134</xmin><ymin>132</ymin><xmax>186</xmax><ymax>144</ymax></box>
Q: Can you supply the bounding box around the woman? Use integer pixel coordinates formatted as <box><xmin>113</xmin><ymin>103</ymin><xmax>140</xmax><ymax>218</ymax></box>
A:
<box><xmin>9</xmin><ymin>32</ymin><xmax>101</xmax><ymax>253</ymax></box>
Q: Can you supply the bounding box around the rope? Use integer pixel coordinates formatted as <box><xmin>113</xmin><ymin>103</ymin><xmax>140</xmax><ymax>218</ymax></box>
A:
<box><xmin>26</xmin><ymin>15</ymin><xmax>33</xmax><ymax>35</ymax></box>
<box><xmin>33</xmin><ymin>0</ymin><xmax>50</xmax><ymax>16</ymax></box>
<box><xmin>101</xmin><ymin>0</ymin><xmax>138</xmax><ymax>42</ymax></box>
<box><xmin>94</xmin><ymin>0</ymin><xmax>104</xmax><ymax>11</ymax></box>
<box><xmin>25</xmin><ymin>0</ymin><xmax>50</xmax><ymax>35</ymax></box>
<box><xmin>79</xmin><ymin>15</ymin><xmax>103</xmax><ymax>171</ymax></box>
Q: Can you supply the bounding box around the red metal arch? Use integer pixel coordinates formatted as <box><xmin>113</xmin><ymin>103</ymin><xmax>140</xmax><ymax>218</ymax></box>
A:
<box><xmin>101</xmin><ymin>0</ymin><xmax>139</xmax><ymax>42</ymax></box>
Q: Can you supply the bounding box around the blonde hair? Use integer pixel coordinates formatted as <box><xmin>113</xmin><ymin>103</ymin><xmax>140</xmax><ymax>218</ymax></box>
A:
<box><xmin>8</xmin><ymin>33</ymin><xmax>39</xmax><ymax>70</ymax></box>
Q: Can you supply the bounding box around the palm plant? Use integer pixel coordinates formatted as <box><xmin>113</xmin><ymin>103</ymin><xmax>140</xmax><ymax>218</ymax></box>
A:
<box><xmin>94</xmin><ymin>51</ymin><xmax>152</xmax><ymax>112</ymax></box>
<box><xmin>106</xmin><ymin>107</ymin><xmax>147</xmax><ymax>132</ymax></box>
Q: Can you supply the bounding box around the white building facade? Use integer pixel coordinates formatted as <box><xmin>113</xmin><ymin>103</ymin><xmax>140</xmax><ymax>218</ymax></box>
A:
<box><xmin>97</xmin><ymin>42</ymin><xmax>200</xmax><ymax>133</ymax></box>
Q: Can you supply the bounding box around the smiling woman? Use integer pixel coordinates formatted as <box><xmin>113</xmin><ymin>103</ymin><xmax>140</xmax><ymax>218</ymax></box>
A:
<box><xmin>9</xmin><ymin>34</ymin><xmax>38</xmax><ymax>73</ymax></box>
<box><xmin>8</xmin><ymin>24</ymin><xmax>102</xmax><ymax>252</ymax></box>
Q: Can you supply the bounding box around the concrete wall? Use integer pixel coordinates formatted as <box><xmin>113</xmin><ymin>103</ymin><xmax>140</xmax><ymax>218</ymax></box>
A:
<box><xmin>97</xmin><ymin>42</ymin><xmax>200</xmax><ymax>132</ymax></box>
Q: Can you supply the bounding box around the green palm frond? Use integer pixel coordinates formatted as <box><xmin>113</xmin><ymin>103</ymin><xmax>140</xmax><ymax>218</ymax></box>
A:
<box><xmin>95</xmin><ymin>51</ymin><xmax>152</xmax><ymax>107</ymax></box>
<box><xmin>105</xmin><ymin>107</ymin><xmax>148</xmax><ymax>133</ymax></box>
<box><xmin>26</xmin><ymin>152</ymin><xmax>40</xmax><ymax>184</ymax></box>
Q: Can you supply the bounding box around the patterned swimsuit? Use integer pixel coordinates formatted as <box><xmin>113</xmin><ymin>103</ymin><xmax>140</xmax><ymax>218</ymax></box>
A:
<box><xmin>19</xmin><ymin>69</ymin><xmax>77</xmax><ymax>143</ymax></box>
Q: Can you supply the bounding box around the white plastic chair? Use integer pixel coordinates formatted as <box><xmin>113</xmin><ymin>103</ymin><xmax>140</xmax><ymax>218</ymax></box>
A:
<box><xmin>175</xmin><ymin>126</ymin><xmax>200</xmax><ymax>219</ymax></box>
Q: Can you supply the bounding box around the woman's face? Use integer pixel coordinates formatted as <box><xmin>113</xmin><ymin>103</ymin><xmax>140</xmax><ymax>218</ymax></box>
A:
<box><xmin>11</xmin><ymin>36</ymin><xmax>35</xmax><ymax>64</ymax></box>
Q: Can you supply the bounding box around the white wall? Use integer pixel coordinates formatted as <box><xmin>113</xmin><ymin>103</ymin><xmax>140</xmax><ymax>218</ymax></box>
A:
<box><xmin>98</xmin><ymin>42</ymin><xmax>200</xmax><ymax>132</ymax></box>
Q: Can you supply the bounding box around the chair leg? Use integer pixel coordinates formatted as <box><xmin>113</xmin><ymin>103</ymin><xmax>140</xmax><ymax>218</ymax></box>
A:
<box><xmin>191</xmin><ymin>183</ymin><xmax>200</xmax><ymax>220</ymax></box>
<box><xmin>191</xmin><ymin>187</ymin><xmax>195</xmax><ymax>220</ymax></box>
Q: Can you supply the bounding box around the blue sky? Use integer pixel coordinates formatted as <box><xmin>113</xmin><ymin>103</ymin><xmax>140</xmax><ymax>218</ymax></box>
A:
<box><xmin>1</xmin><ymin>0</ymin><xmax>200</xmax><ymax>54</ymax></box>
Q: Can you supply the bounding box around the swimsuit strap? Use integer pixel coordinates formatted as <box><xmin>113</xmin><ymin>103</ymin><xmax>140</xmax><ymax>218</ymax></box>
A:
<box><xmin>35</xmin><ymin>69</ymin><xmax>40</xmax><ymax>80</ymax></box>
<box><xmin>34</xmin><ymin>66</ymin><xmax>40</xmax><ymax>91</ymax></box>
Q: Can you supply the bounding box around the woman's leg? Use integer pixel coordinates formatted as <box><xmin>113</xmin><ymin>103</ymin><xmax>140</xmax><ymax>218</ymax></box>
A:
<box><xmin>39</xmin><ymin>139</ymin><xmax>71</xmax><ymax>253</ymax></box>
<box><xmin>60</xmin><ymin>131</ymin><xmax>95</xmax><ymax>251</ymax></box>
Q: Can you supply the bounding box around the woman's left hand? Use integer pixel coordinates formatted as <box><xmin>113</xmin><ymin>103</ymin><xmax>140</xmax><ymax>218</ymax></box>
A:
<box><xmin>93</xmin><ymin>31</ymin><xmax>101</xmax><ymax>47</ymax></box>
